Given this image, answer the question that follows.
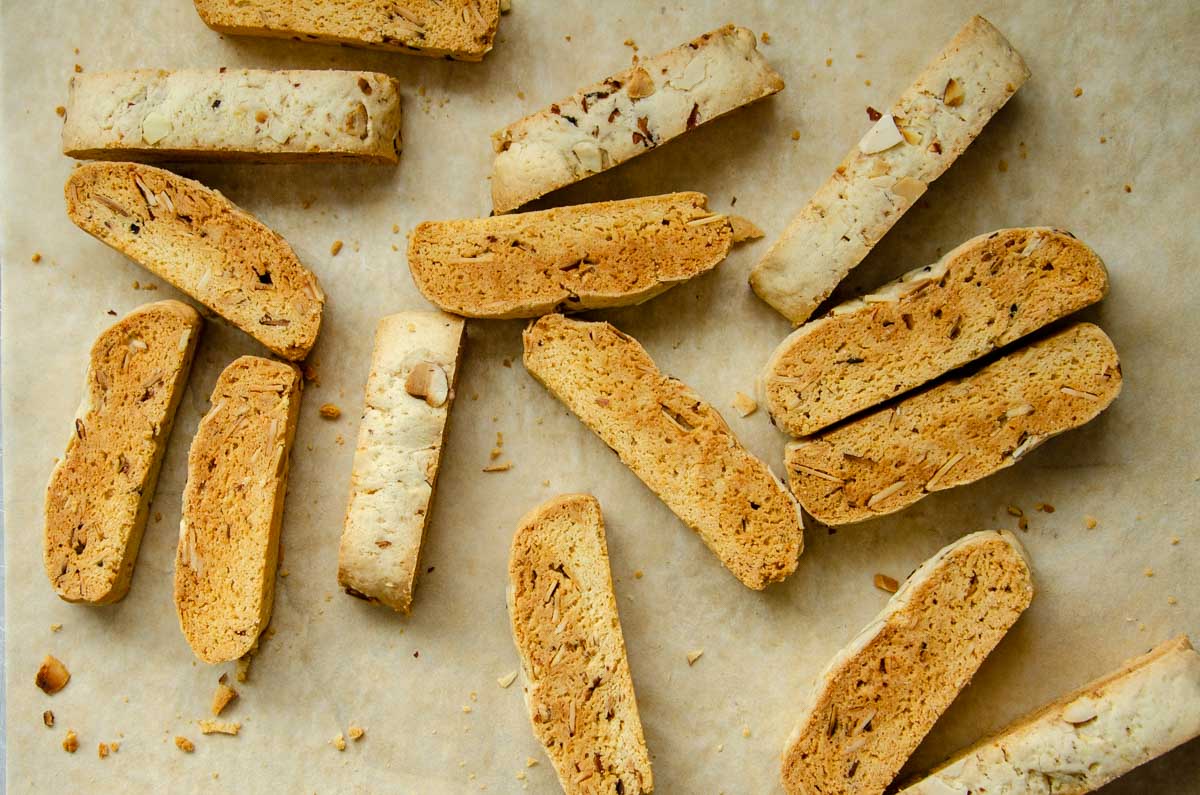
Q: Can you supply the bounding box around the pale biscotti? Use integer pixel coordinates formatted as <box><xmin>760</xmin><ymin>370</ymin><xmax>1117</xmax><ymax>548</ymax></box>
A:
<box><xmin>763</xmin><ymin>228</ymin><xmax>1109</xmax><ymax>436</ymax></box>
<box><xmin>194</xmin><ymin>1</ymin><xmax>499</xmax><ymax>61</ymax></box>
<box><xmin>751</xmin><ymin>16</ymin><xmax>1029</xmax><ymax>323</ymax></box>
<box><xmin>174</xmin><ymin>356</ymin><xmax>302</xmax><ymax>664</ymax></box>
<box><xmin>899</xmin><ymin>634</ymin><xmax>1200</xmax><ymax>795</ymax></box>
<box><xmin>63</xmin><ymin>69</ymin><xmax>402</xmax><ymax>163</ymax></box>
<box><xmin>782</xmin><ymin>531</ymin><xmax>1034</xmax><ymax>795</ymax></box>
<box><xmin>508</xmin><ymin>495</ymin><xmax>653</xmax><ymax>794</ymax></box>
<box><xmin>491</xmin><ymin>25</ymin><xmax>784</xmax><ymax>213</ymax></box>
<box><xmin>65</xmin><ymin>162</ymin><xmax>325</xmax><ymax>361</ymax></box>
<box><xmin>523</xmin><ymin>314</ymin><xmax>804</xmax><ymax>590</ymax></box>
<box><xmin>44</xmin><ymin>301</ymin><xmax>202</xmax><ymax>604</ymax></box>
<box><xmin>786</xmin><ymin>323</ymin><xmax>1121</xmax><ymax>526</ymax></box>
<box><xmin>338</xmin><ymin>312</ymin><xmax>465</xmax><ymax>613</ymax></box>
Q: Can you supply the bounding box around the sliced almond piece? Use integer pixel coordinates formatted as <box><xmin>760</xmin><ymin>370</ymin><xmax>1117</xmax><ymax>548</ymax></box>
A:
<box><xmin>943</xmin><ymin>78</ymin><xmax>965</xmax><ymax>107</ymax></box>
<box><xmin>405</xmin><ymin>361</ymin><xmax>450</xmax><ymax>407</ymax></box>
<box><xmin>858</xmin><ymin>114</ymin><xmax>904</xmax><ymax>155</ymax></box>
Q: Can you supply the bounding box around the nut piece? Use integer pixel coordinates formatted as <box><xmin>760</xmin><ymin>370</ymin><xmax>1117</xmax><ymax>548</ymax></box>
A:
<box><xmin>175</xmin><ymin>735</ymin><xmax>195</xmax><ymax>752</ymax></box>
<box><xmin>1061</xmin><ymin>696</ymin><xmax>1098</xmax><ymax>725</ymax></box>
<box><xmin>858</xmin><ymin>114</ymin><xmax>904</xmax><ymax>155</ymax></box>
<box><xmin>318</xmin><ymin>403</ymin><xmax>342</xmax><ymax>420</ymax></box>
<box><xmin>43</xmin><ymin>710</ymin><xmax>55</xmax><ymax>727</ymax></box>
<box><xmin>405</xmin><ymin>361</ymin><xmax>450</xmax><ymax>407</ymax></box>
<box><xmin>686</xmin><ymin>649</ymin><xmax>704</xmax><ymax>666</ymax></box>
<box><xmin>211</xmin><ymin>682</ymin><xmax>239</xmax><ymax>716</ymax></box>
<box><xmin>891</xmin><ymin>176</ymin><xmax>926</xmax><ymax>203</ymax></box>
<box><xmin>497</xmin><ymin>670</ymin><xmax>518</xmax><ymax>688</ymax></box>
<box><xmin>873</xmin><ymin>573</ymin><xmax>900</xmax><ymax>593</ymax></box>
<box><xmin>730</xmin><ymin>392</ymin><xmax>758</xmax><ymax>417</ymax></box>
<box><xmin>35</xmin><ymin>655</ymin><xmax>70</xmax><ymax>694</ymax></box>
<box><xmin>63</xmin><ymin>729</ymin><xmax>79</xmax><ymax>753</ymax></box>
<box><xmin>943</xmin><ymin>78</ymin><xmax>965</xmax><ymax>107</ymax></box>
<box><xmin>626</xmin><ymin>67</ymin><xmax>657</xmax><ymax>99</ymax></box>
<box><xmin>141</xmin><ymin>111</ymin><xmax>173</xmax><ymax>144</ymax></box>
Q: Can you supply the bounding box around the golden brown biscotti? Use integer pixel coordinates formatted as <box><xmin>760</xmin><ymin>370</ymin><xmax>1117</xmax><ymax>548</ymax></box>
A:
<box><xmin>65</xmin><ymin>162</ymin><xmax>324</xmax><ymax>361</ymax></box>
<box><xmin>508</xmin><ymin>494</ymin><xmax>653</xmax><ymax>794</ymax></box>
<box><xmin>763</xmin><ymin>228</ymin><xmax>1109</xmax><ymax>436</ymax></box>
<box><xmin>782</xmin><ymin>531</ymin><xmax>1034</xmax><ymax>795</ymax></box>
<box><xmin>44</xmin><ymin>301</ymin><xmax>202</xmax><ymax>604</ymax></box>
<box><xmin>523</xmin><ymin>314</ymin><xmax>804</xmax><ymax>590</ymax></box>
<box><xmin>174</xmin><ymin>356</ymin><xmax>302</xmax><ymax>664</ymax></box>
<box><xmin>786</xmin><ymin>323</ymin><xmax>1121</xmax><ymax>526</ymax></box>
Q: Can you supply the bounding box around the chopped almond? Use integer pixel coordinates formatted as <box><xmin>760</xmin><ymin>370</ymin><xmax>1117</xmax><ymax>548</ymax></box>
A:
<box><xmin>873</xmin><ymin>573</ymin><xmax>900</xmax><ymax>593</ymax></box>
<box><xmin>43</xmin><ymin>710</ymin><xmax>55</xmax><ymax>727</ymax></box>
<box><xmin>36</xmin><ymin>655</ymin><xmax>70</xmax><ymax>694</ymax></box>
<box><xmin>175</xmin><ymin>735</ymin><xmax>195</xmax><ymax>752</ymax></box>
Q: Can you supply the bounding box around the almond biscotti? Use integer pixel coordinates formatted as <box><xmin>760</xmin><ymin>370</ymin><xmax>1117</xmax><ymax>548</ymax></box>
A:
<box><xmin>338</xmin><ymin>311</ymin><xmax>465</xmax><ymax>613</ymax></box>
<box><xmin>786</xmin><ymin>323</ymin><xmax>1121</xmax><ymax>526</ymax></box>
<box><xmin>508</xmin><ymin>495</ymin><xmax>653</xmax><ymax>794</ymax></box>
<box><xmin>782</xmin><ymin>531</ymin><xmax>1034</xmax><ymax>795</ymax></box>
<box><xmin>751</xmin><ymin>16</ymin><xmax>1029</xmax><ymax>323</ymax></box>
<box><xmin>523</xmin><ymin>314</ymin><xmax>803</xmax><ymax>590</ymax></box>
<box><xmin>63</xmin><ymin>69</ymin><xmax>402</xmax><ymax>163</ymax></box>
<box><xmin>65</xmin><ymin>162</ymin><xmax>324</xmax><ymax>361</ymax></box>
<box><xmin>175</xmin><ymin>356</ymin><xmax>302</xmax><ymax>664</ymax></box>
<box><xmin>491</xmin><ymin>25</ymin><xmax>784</xmax><ymax>213</ymax></box>
<box><xmin>763</xmin><ymin>228</ymin><xmax>1109</xmax><ymax>436</ymax></box>
<box><xmin>44</xmin><ymin>301</ymin><xmax>202</xmax><ymax>604</ymax></box>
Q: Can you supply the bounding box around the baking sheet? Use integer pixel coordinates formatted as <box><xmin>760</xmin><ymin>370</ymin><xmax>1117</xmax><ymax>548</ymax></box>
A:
<box><xmin>3</xmin><ymin>1</ymin><xmax>1199</xmax><ymax>792</ymax></box>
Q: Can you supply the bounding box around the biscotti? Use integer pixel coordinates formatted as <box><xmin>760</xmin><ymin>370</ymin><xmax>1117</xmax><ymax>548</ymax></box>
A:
<box><xmin>44</xmin><ymin>301</ymin><xmax>202</xmax><ymax>604</ymax></box>
<box><xmin>338</xmin><ymin>311</ymin><xmax>465</xmax><ymax>613</ymax></box>
<box><xmin>175</xmin><ymin>356</ymin><xmax>302</xmax><ymax>664</ymax></box>
<box><xmin>491</xmin><ymin>25</ymin><xmax>784</xmax><ymax>213</ymax></box>
<box><xmin>523</xmin><ymin>314</ymin><xmax>803</xmax><ymax>589</ymax></box>
<box><xmin>63</xmin><ymin>69</ymin><xmax>402</xmax><ymax>163</ymax></box>
<box><xmin>193</xmin><ymin>1</ymin><xmax>499</xmax><ymax>61</ymax></box>
<box><xmin>409</xmin><ymin>192</ymin><xmax>759</xmax><ymax>318</ymax></box>
<box><xmin>898</xmin><ymin>634</ymin><xmax>1200</xmax><ymax>795</ymax></box>
<box><xmin>508</xmin><ymin>495</ymin><xmax>653</xmax><ymax>794</ymax></box>
<box><xmin>66</xmin><ymin>162</ymin><xmax>324</xmax><ymax>361</ymax></box>
<box><xmin>782</xmin><ymin>531</ymin><xmax>1034</xmax><ymax>795</ymax></box>
<box><xmin>763</xmin><ymin>228</ymin><xmax>1109</xmax><ymax>436</ymax></box>
<box><xmin>751</xmin><ymin>16</ymin><xmax>1029</xmax><ymax>323</ymax></box>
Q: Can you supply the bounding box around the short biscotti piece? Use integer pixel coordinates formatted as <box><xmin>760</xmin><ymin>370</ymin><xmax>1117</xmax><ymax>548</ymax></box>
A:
<box><xmin>338</xmin><ymin>312</ymin><xmax>465</xmax><ymax>613</ymax></box>
<box><xmin>491</xmin><ymin>25</ymin><xmax>784</xmax><ymax>213</ymax></box>
<box><xmin>763</xmin><ymin>228</ymin><xmax>1109</xmax><ymax>436</ymax></box>
<box><xmin>508</xmin><ymin>495</ymin><xmax>653</xmax><ymax>794</ymax></box>
<box><xmin>63</xmin><ymin>69</ymin><xmax>402</xmax><ymax>163</ymax></box>
<box><xmin>751</xmin><ymin>16</ymin><xmax>1029</xmax><ymax>323</ymax></box>
<box><xmin>175</xmin><ymin>356</ymin><xmax>302</xmax><ymax>664</ymax></box>
<box><xmin>898</xmin><ymin>634</ymin><xmax>1200</xmax><ymax>795</ymax></box>
<box><xmin>523</xmin><ymin>314</ymin><xmax>803</xmax><ymax>589</ymax></box>
<box><xmin>44</xmin><ymin>301</ymin><xmax>202</xmax><ymax>604</ymax></box>
<box><xmin>193</xmin><ymin>1</ymin><xmax>499</xmax><ymax>61</ymax></box>
<box><xmin>66</xmin><ymin>162</ymin><xmax>324</xmax><ymax>361</ymax></box>
<box><xmin>782</xmin><ymin>531</ymin><xmax>1034</xmax><ymax>795</ymax></box>
<box><xmin>787</xmin><ymin>323</ymin><xmax>1121</xmax><ymax>525</ymax></box>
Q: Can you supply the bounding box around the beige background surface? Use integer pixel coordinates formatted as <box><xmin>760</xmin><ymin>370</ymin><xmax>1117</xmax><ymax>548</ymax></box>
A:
<box><xmin>3</xmin><ymin>1</ymin><xmax>1199</xmax><ymax>792</ymax></box>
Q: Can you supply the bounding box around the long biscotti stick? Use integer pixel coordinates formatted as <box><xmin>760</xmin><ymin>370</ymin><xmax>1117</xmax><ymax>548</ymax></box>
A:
<box><xmin>523</xmin><ymin>314</ymin><xmax>803</xmax><ymax>589</ymax></box>
<box><xmin>66</xmin><ymin>162</ymin><xmax>325</xmax><ymax>361</ymax></box>
<box><xmin>491</xmin><ymin>25</ymin><xmax>784</xmax><ymax>213</ymax></box>
<box><xmin>751</xmin><ymin>16</ymin><xmax>1029</xmax><ymax>323</ymax></box>
<box><xmin>175</xmin><ymin>356</ymin><xmax>302</xmax><ymax>664</ymax></box>
<box><xmin>782</xmin><ymin>531</ymin><xmax>1034</xmax><ymax>795</ymax></box>
<box><xmin>338</xmin><ymin>311</ymin><xmax>465</xmax><ymax>613</ymax></box>
<box><xmin>508</xmin><ymin>495</ymin><xmax>653</xmax><ymax>794</ymax></box>
<box><xmin>44</xmin><ymin>301</ymin><xmax>202</xmax><ymax>604</ymax></box>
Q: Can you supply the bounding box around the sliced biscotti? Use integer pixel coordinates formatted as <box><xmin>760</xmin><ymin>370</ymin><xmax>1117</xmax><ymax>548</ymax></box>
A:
<box><xmin>175</xmin><ymin>356</ymin><xmax>302</xmax><ymax>664</ymax></box>
<box><xmin>786</xmin><ymin>323</ymin><xmax>1121</xmax><ymax>525</ymax></box>
<box><xmin>338</xmin><ymin>312</ymin><xmax>465</xmax><ymax>613</ymax></box>
<box><xmin>66</xmin><ymin>162</ymin><xmax>324</xmax><ymax>361</ymax></box>
<box><xmin>491</xmin><ymin>25</ymin><xmax>784</xmax><ymax>213</ymax></box>
<box><xmin>44</xmin><ymin>301</ymin><xmax>202</xmax><ymax>604</ymax></box>
<box><xmin>782</xmin><ymin>531</ymin><xmax>1034</xmax><ymax>795</ymax></box>
<box><xmin>763</xmin><ymin>228</ymin><xmax>1109</xmax><ymax>436</ymax></box>
<box><xmin>508</xmin><ymin>495</ymin><xmax>653</xmax><ymax>794</ymax></box>
<box><xmin>194</xmin><ymin>0</ymin><xmax>499</xmax><ymax>61</ymax></box>
<box><xmin>523</xmin><ymin>314</ymin><xmax>803</xmax><ymax>589</ymax></box>
<box><xmin>751</xmin><ymin>16</ymin><xmax>1029</xmax><ymax>323</ymax></box>
<box><xmin>63</xmin><ymin>69</ymin><xmax>402</xmax><ymax>163</ymax></box>
<box><xmin>899</xmin><ymin>634</ymin><xmax>1200</xmax><ymax>795</ymax></box>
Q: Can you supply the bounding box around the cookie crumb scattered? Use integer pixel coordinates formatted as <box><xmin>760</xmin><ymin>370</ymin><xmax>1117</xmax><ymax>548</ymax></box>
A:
<box><xmin>1123</xmin><ymin>184</ymin><xmax>1132</xmax><ymax>193</ymax></box>
<box><xmin>74</xmin><ymin>64</ymin><xmax>83</xmax><ymax>73</ymax></box>
<box><xmin>1006</xmin><ymin>506</ymin><xmax>1023</xmax><ymax>517</ymax></box>
<box><xmin>31</xmin><ymin>252</ymin><xmax>42</xmax><ymax>263</ymax></box>
<box><xmin>1073</xmin><ymin>86</ymin><xmax>1083</xmax><ymax>97</ymax></box>
<box><xmin>36</xmin><ymin>655</ymin><xmax>70</xmax><ymax>694</ymax></box>
<box><xmin>43</xmin><ymin>710</ymin><xmax>54</xmax><ymax>727</ymax></box>
<box><xmin>526</xmin><ymin>757</ymin><xmax>539</xmax><ymax>767</ymax></box>
<box><xmin>348</xmin><ymin>725</ymin><xmax>365</xmax><ymax>741</ymax></box>
<box><xmin>63</xmin><ymin>730</ymin><xmax>79</xmax><ymax>753</ymax></box>
<box><xmin>199</xmin><ymin>720</ymin><xmax>241</xmax><ymax>735</ymax></box>
<box><xmin>686</xmin><ymin>649</ymin><xmax>704</xmax><ymax>666</ymax></box>
<box><xmin>211</xmin><ymin>681</ymin><xmax>238</xmax><ymax>716</ymax></box>
<box><xmin>50</xmin><ymin>623</ymin><xmax>62</xmax><ymax>633</ymax></box>
<box><xmin>998</xmin><ymin>159</ymin><xmax>1009</xmax><ymax>173</ymax></box>
<box><xmin>236</xmin><ymin>656</ymin><xmax>252</xmax><ymax>683</ymax></box>
<box><xmin>110</xmin><ymin>741</ymin><xmax>119</xmax><ymax>752</ymax></box>
<box><xmin>761</xmin><ymin>32</ymin><xmax>771</xmax><ymax>44</ymax></box>
<box><xmin>332</xmin><ymin>733</ymin><xmax>346</xmax><ymax>751</ymax></box>
<box><xmin>55</xmin><ymin>105</ymin><xmax>66</xmax><ymax>116</ymax></box>
<box><xmin>1144</xmin><ymin>568</ymin><xmax>1155</xmax><ymax>577</ymax></box>
<box><xmin>174</xmin><ymin>735</ymin><xmax>194</xmax><ymax>753</ymax></box>
<box><xmin>392</xmin><ymin>223</ymin><xmax>400</xmax><ymax>234</ymax></box>
<box><xmin>825</xmin><ymin>57</ymin><xmax>832</xmax><ymax>67</ymax></box>
<box><xmin>462</xmin><ymin>705</ymin><xmax>472</xmax><ymax>714</ymax></box>
<box><xmin>319</xmin><ymin>403</ymin><xmax>342</xmax><ymax>420</ymax></box>
<box><xmin>330</xmin><ymin>240</ymin><xmax>344</xmax><ymax>256</ymax></box>
<box><xmin>873</xmin><ymin>573</ymin><xmax>899</xmax><ymax>593</ymax></box>
<box><xmin>98</xmin><ymin>742</ymin><xmax>110</xmax><ymax>759</ymax></box>
<box><xmin>1035</xmin><ymin>502</ymin><xmax>1055</xmax><ymax>513</ymax></box>
<box><xmin>497</xmin><ymin>671</ymin><xmax>518</xmax><ymax>688</ymax></box>
<box><xmin>634</xmin><ymin>569</ymin><xmax>644</xmax><ymax>579</ymax></box>
<box><xmin>482</xmin><ymin>462</ymin><xmax>513</xmax><ymax>473</ymax></box>
<box><xmin>731</xmin><ymin>391</ymin><xmax>758</xmax><ymax>417</ymax></box>
<box><xmin>1171</xmin><ymin>536</ymin><xmax>1181</xmax><ymax>545</ymax></box>
<box><xmin>1168</xmin><ymin>596</ymin><xmax>1179</xmax><ymax>606</ymax></box>
<box><xmin>1084</xmin><ymin>516</ymin><xmax>1098</xmax><ymax>529</ymax></box>
<box><xmin>742</xmin><ymin>726</ymin><xmax>752</xmax><ymax>738</ymax></box>
<box><xmin>1099</xmin><ymin>136</ymin><xmax>1107</xmax><ymax>144</ymax></box>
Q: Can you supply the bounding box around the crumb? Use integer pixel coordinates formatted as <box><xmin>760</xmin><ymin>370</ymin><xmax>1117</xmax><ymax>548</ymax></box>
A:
<box><xmin>31</xmin><ymin>252</ymin><xmax>41</xmax><ymax>263</ymax></box>
<box><xmin>50</xmin><ymin>623</ymin><xmax>62</xmax><ymax>633</ymax></box>
<box><xmin>761</xmin><ymin>32</ymin><xmax>771</xmax><ymax>44</ymax></box>
<box><xmin>348</xmin><ymin>725</ymin><xmax>365</xmax><ymax>741</ymax></box>
<box><xmin>541</xmin><ymin>479</ymin><xmax>550</xmax><ymax>487</ymax></box>
<box><xmin>864</xmin><ymin>79</ymin><xmax>872</xmax><ymax>86</ymax></box>
<box><xmin>43</xmin><ymin>710</ymin><xmax>54</xmax><ymax>727</ymax></box>
<box><xmin>1084</xmin><ymin>516</ymin><xmax>1098</xmax><ymax>529</ymax></box>
<box><xmin>686</xmin><ymin>650</ymin><xmax>704</xmax><ymax>666</ymax></box>
<box><xmin>302</xmin><ymin>363</ymin><xmax>320</xmax><ymax>384</ymax></box>
<box><xmin>873</xmin><ymin>573</ymin><xmax>899</xmax><ymax>593</ymax></box>
<box><xmin>74</xmin><ymin>64</ymin><xmax>83</xmax><ymax>73</ymax></box>
<box><xmin>825</xmin><ymin>57</ymin><xmax>832</xmax><ymax>67</ymax></box>
<box><xmin>482</xmin><ymin>462</ymin><xmax>512</xmax><ymax>473</ymax></box>
<box><xmin>998</xmin><ymin>159</ymin><xmax>1009</xmax><ymax>172</ymax></box>
<box><xmin>1139</xmin><ymin>623</ymin><xmax>1147</xmax><ymax>632</ymax></box>
<box><xmin>332</xmin><ymin>733</ymin><xmax>346</xmax><ymax>751</ymax></box>
<box><xmin>175</xmin><ymin>736</ymin><xmax>195</xmax><ymax>753</ymax></box>
<box><xmin>391</xmin><ymin>243</ymin><xmax>398</xmax><ymax>252</ymax></box>
<box><xmin>1145</xmin><ymin>568</ymin><xmax>1155</xmax><ymax>577</ymax></box>
<box><xmin>1073</xmin><ymin>86</ymin><xmax>1083</xmax><ymax>97</ymax></box>
<box><xmin>133</xmin><ymin>280</ymin><xmax>140</xmax><ymax>289</ymax></box>
<box><xmin>462</xmin><ymin>705</ymin><xmax>472</xmax><ymax>713</ymax></box>
<box><xmin>731</xmin><ymin>391</ymin><xmax>758</xmax><ymax>417</ymax></box>
<box><xmin>392</xmin><ymin>223</ymin><xmax>400</xmax><ymax>234</ymax></box>
<box><xmin>199</xmin><ymin>720</ymin><xmax>240</xmax><ymax>735</ymax></box>
<box><xmin>1100</xmin><ymin>136</ymin><xmax>1107</xmax><ymax>144</ymax></box>
<box><xmin>330</xmin><ymin>240</ymin><xmax>344</xmax><ymax>256</ymax></box>
<box><xmin>1171</xmin><ymin>536</ymin><xmax>1181</xmax><ymax>545</ymax></box>
<box><xmin>155</xmin><ymin>512</ymin><xmax>163</xmax><ymax>523</ymax></box>
<box><xmin>63</xmin><ymin>730</ymin><xmax>79</xmax><ymax>753</ymax></box>
<box><xmin>1035</xmin><ymin>502</ymin><xmax>1055</xmax><ymax>513</ymax></box>
<box><xmin>1018</xmin><ymin>516</ymin><xmax>1029</xmax><ymax>532</ymax></box>
<box><xmin>497</xmin><ymin>671</ymin><xmax>518</xmax><ymax>688</ymax></box>
<box><xmin>211</xmin><ymin>682</ymin><xmax>238</xmax><ymax>716</ymax></box>
<box><xmin>1168</xmin><ymin>596</ymin><xmax>1179</xmax><ymax>605</ymax></box>
<box><xmin>564</xmin><ymin>35</ymin><xmax>572</xmax><ymax>42</ymax></box>
<box><xmin>336</xmin><ymin>435</ymin><xmax>345</xmax><ymax>446</ymax></box>
<box><xmin>1124</xmin><ymin>184</ymin><xmax>1132</xmax><ymax>193</ymax></box>
<box><xmin>280</xmin><ymin>569</ymin><xmax>289</xmax><ymax>578</ymax></box>
<box><xmin>526</xmin><ymin>757</ymin><xmax>538</xmax><ymax>767</ymax></box>
<box><xmin>634</xmin><ymin>569</ymin><xmax>644</xmax><ymax>579</ymax></box>
<box><xmin>236</xmin><ymin>656</ymin><xmax>251</xmax><ymax>683</ymax></box>
<box><xmin>623</xmin><ymin>38</ymin><xmax>636</xmax><ymax>49</ymax></box>
<box><xmin>517</xmin><ymin>90</ymin><xmax>525</xmax><ymax>100</ymax></box>
<box><xmin>1007</xmin><ymin>506</ymin><xmax>1025</xmax><ymax>519</ymax></box>
<box><xmin>1018</xmin><ymin>141</ymin><xmax>1028</xmax><ymax>159</ymax></box>
<box><xmin>55</xmin><ymin>105</ymin><xmax>66</xmax><ymax>117</ymax></box>
<box><xmin>98</xmin><ymin>742</ymin><xmax>111</xmax><ymax>759</ymax></box>
<box><xmin>855</xmin><ymin>52</ymin><xmax>864</xmax><ymax>59</ymax></box>
<box><xmin>319</xmin><ymin>403</ymin><xmax>342</xmax><ymax>420</ymax></box>
<box><xmin>742</xmin><ymin>726</ymin><xmax>751</xmax><ymax>738</ymax></box>
<box><xmin>110</xmin><ymin>741</ymin><xmax>119</xmax><ymax>752</ymax></box>
<box><xmin>36</xmin><ymin>655</ymin><xmax>70</xmax><ymax>694</ymax></box>
<box><xmin>516</xmin><ymin>772</ymin><xmax>527</xmax><ymax>781</ymax></box>
<box><xmin>502</xmin><ymin>357</ymin><xmax>512</xmax><ymax>368</ymax></box>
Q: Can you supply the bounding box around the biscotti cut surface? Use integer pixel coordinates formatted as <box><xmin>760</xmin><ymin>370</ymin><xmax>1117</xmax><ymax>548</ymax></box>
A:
<box><xmin>786</xmin><ymin>323</ymin><xmax>1121</xmax><ymax>526</ymax></box>
<box><xmin>523</xmin><ymin>314</ymin><xmax>803</xmax><ymax>590</ymax></box>
<box><xmin>763</xmin><ymin>228</ymin><xmax>1109</xmax><ymax>436</ymax></box>
<box><xmin>175</xmin><ymin>356</ymin><xmax>302</xmax><ymax>664</ymax></box>
<box><xmin>751</xmin><ymin>16</ymin><xmax>1029</xmax><ymax>323</ymax></box>
<box><xmin>66</xmin><ymin>162</ymin><xmax>324</xmax><ymax>361</ymax></box>
<box><xmin>899</xmin><ymin>634</ymin><xmax>1200</xmax><ymax>795</ymax></box>
<box><xmin>782</xmin><ymin>531</ymin><xmax>1034</xmax><ymax>795</ymax></box>
<box><xmin>338</xmin><ymin>312</ymin><xmax>465</xmax><ymax>613</ymax></box>
<box><xmin>491</xmin><ymin>25</ymin><xmax>784</xmax><ymax>212</ymax></box>
<box><xmin>508</xmin><ymin>495</ymin><xmax>653</xmax><ymax>794</ymax></box>
<box><xmin>44</xmin><ymin>301</ymin><xmax>201</xmax><ymax>604</ymax></box>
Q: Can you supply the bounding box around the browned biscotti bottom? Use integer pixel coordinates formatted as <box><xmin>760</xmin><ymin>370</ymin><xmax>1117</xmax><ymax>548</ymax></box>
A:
<box><xmin>62</xmin><ymin>146</ymin><xmax>399</xmax><ymax>164</ymax></box>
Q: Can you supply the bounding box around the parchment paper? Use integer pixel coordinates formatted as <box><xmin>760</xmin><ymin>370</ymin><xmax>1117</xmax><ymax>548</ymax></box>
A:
<box><xmin>4</xmin><ymin>1</ymin><xmax>1199</xmax><ymax>792</ymax></box>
